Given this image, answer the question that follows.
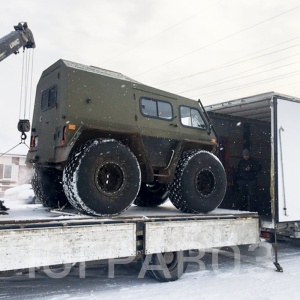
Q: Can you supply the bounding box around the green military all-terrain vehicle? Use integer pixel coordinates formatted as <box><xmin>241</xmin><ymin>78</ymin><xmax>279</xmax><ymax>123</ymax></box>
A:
<box><xmin>27</xmin><ymin>60</ymin><xmax>226</xmax><ymax>216</ymax></box>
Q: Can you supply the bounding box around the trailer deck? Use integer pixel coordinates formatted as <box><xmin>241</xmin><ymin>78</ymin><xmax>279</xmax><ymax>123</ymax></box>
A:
<box><xmin>0</xmin><ymin>202</ymin><xmax>259</xmax><ymax>272</ymax></box>
<box><xmin>0</xmin><ymin>200</ymin><xmax>257</xmax><ymax>223</ymax></box>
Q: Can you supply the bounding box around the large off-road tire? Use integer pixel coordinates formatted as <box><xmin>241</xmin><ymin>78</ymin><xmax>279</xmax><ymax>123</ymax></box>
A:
<box><xmin>134</xmin><ymin>182</ymin><xmax>168</xmax><ymax>207</ymax></box>
<box><xmin>31</xmin><ymin>167</ymin><xmax>69</xmax><ymax>208</ymax></box>
<box><xmin>142</xmin><ymin>251</ymin><xmax>189</xmax><ymax>282</ymax></box>
<box><xmin>63</xmin><ymin>139</ymin><xmax>141</xmax><ymax>216</ymax></box>
<box><xmin>168</xmin><ymin>150</ymin><xmax>226</xmax><ymax>213</ymax></box>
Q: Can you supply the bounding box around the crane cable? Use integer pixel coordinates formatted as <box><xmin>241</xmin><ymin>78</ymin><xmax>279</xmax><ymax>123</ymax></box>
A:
<box><xmin>18</xmin><ymin>47</ymin><xmax>35</xmax><ymax>143</ymax></box>
<box><xmin>0</xmin><ymin>49</ymin><xmax>34</xmax><ymax>157</ymax></box>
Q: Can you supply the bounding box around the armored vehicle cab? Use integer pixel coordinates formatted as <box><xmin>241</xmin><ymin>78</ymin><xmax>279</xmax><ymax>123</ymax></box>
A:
<box><xmin>27</xmin><ymin>60</ymin><xmax>226</xmax><ymax>216</ymax></box>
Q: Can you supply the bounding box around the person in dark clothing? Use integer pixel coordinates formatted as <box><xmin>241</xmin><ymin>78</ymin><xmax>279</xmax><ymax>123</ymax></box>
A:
<box><xmin>236</xmin><ymin>149</ymin><xmax>262</xmax><ymax>211</ymax></box>
<box><xmin>0</xmin><ymin>200</ymin><xmax>9</xmax><ymax>214</ymax></box>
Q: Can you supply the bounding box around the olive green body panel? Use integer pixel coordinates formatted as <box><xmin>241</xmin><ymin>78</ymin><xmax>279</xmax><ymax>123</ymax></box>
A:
<box><xmin>27</xmin><ymin>60</ymin><xmax>216</xmax><ymax>182</ymax></box>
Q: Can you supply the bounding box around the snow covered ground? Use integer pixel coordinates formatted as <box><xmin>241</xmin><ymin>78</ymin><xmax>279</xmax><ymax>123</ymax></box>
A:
<box><xmin>0</xmin><ymin>239</ymin><xmax>299</xmax><ymax>300</ymax></box>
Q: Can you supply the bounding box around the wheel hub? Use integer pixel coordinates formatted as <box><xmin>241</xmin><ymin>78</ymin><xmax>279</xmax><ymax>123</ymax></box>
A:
<box><xmin>95</xmin><ymin>163</ymin><xmax>124</xmax><ymax>195</ymax></box>
<box><xmin>195</xmin><ymin>169</ymin><xmax>216</xmax><ymax>197</ymax></box>
<box><xmin>163</xmin><ymin>252</ymin><xmax>176</xmax><ymax>266</ymax></box>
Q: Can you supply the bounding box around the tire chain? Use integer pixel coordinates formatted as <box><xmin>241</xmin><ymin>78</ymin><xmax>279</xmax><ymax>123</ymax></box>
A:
<box><xmin>32</xmin><ymin>167</ymin><xmax>67</xmax><ymax>208</ymax></box>
<box><xmin>168</xmin><ymin>150</ymin><xmax>203</xmax><ymax>213</ymax></box>
<box><xmin>62</xmin><ymin>141</ymin><xmax>94</xmax><ymax>214</ymax></box>
<box><xmin>31</xmin><ymin>167</ymin><xmax>45</xmax><ymax>205</ymax></box>
<box><xmin>63</xmin><ymin>138</ymin><xmax>139</xmax><ymax>216</ymax></box>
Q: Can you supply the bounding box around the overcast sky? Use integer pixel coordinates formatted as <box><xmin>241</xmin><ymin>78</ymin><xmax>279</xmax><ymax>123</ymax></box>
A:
<box><xmin>1</xmin><ymin>0</ymin><xmax>300</xmax><ymax>154</ymax></box>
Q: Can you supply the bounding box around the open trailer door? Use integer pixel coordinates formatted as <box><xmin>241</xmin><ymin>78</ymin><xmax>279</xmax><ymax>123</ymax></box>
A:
<box><xmin>274</xmin><ymin>96</ymin><xmax>300</xmax><ymax>222</ymax></box>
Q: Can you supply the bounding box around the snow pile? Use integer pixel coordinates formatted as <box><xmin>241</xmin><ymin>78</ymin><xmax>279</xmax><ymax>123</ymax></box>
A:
<box><xmin>4</xmin><ymin>184</ymin><xmax>35</xmax><ymax>204</ymax></box>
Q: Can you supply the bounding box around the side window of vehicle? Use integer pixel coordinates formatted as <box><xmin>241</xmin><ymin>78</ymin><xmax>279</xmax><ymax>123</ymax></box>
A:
<box><xmin>141</xmin><ymin>98</ymin><xmax>157</xmax><ymax>117</ymax></box>
<box><xmin>140</xmin><ymin>98</ymin><xmax>173</xmax><ymax>120</ymax></box>
<box><xmin>41</xmin><ymin>85</ymin><xmax>57</xmax><ymax>111</ymax></box>
<box><xmin>180</xmin><ymin>106</ymin><xmax>206</xmax><ymax>129</ymax></box>
<box><xmin>157</xmin><ymin>101</ymin><xmax>172</xmax><ymax>119</ymax></box>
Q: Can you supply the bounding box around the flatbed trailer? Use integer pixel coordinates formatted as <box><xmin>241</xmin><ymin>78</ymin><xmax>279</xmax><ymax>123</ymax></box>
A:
<box><xmin>0</xmin><ymin>202</ymin><xmax>259</xmax><ymax>281</ymax></box>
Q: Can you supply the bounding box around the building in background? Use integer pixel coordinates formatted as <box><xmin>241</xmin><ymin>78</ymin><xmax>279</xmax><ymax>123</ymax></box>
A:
<box><xmin>0</xmin><ymin>154</ymin><xmax>32</xmax><ymax>196</ymax></box>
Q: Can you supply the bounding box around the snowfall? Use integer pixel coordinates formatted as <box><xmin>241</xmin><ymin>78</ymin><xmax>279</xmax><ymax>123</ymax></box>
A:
<box><xmin>0</xmin><ymin>188</ymin><xmax>300</xmax><ymax>300</ymax></box>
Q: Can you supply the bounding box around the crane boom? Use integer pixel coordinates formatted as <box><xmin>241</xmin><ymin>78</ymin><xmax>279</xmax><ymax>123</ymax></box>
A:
<box><xmin>0</xmin><ymin>22</ymin><xmax>35</xmax><ymax>62</ymax></box>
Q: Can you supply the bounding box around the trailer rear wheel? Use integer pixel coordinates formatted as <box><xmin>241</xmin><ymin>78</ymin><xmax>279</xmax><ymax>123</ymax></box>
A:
<box><xmin>31</xmin><ymin>167</ymin><xmax>69</xmax><ymax>208</ymax></box>
<box><xmin>134</xmin><ymin>182</ymin><xmax>168</xmax><ymax>207</ymax></box>
<box><xmin>63</xmin><ymin>139</ymin><xmax>141</xmax><ymax>216</ymax></box>
<box><xmin>168</xmin><ymin>150</ymin><xmax>226</xmax><ymax>213</ymax></box>
<box><xmin>144</xmin><ymin>250</ymin><xmax>189</xmax><ymax>282</ymax></box>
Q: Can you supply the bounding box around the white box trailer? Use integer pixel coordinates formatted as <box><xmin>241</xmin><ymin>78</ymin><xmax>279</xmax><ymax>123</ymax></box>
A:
<box><xmin>206</xmin><ymin>91</ymin><xmax>300</xmax><ymax>239</ymax></box>
<box><xmin>0</xmin><ymin>204</ymin><xmax>259</xmax><ymax>281</ymax></box>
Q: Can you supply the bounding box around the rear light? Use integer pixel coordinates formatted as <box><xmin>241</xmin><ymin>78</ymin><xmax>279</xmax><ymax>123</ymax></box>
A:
<box><xmin>68</xmin><ymin>124</ymin><xmax>76</xmax><ymax>130</ymax></box>
<box><xmin>61</xmin><ymin>126</ymin><xmax>67</xmax><ymax>145</ymax></box>
<box><xmin>61</xmin><ymin>124</ymin><xmax>76</xmax><ymax>146</ymax></box>
<box><xmin>260</xmin><ymin>231</ymin><xmax>271</xmax><ymax>239</ymax></box>
<box><xmin>30</xmin><ymin>135</ymin><xmax>38</xmax><ymax>148</ymax></box>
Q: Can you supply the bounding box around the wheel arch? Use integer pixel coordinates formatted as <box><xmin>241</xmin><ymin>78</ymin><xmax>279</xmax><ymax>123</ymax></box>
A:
<box><xmin>63</xmin><ymin>129</ymin><xmax>154</xmax><ymax>182</ymax></box>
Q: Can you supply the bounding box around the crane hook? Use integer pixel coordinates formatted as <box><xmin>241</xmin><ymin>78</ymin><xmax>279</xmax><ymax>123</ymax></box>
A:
<box><xmin>18</xmin><ymin>119</ymin><xmax>30</xmax><ymax>142</ymax></box>
<box><xmin>21</xmin><ymin>132</ymin><xmax>27</xmax><ymax>141</ymax></box>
